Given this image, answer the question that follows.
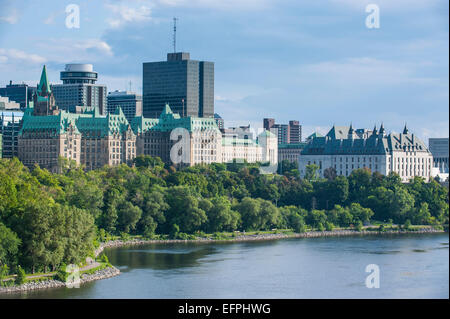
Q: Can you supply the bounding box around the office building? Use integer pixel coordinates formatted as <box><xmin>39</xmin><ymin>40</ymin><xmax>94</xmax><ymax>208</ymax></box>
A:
<box><xmin>107</xmin><ymin>91</ymin><xmax>142</xmax><ymax>123</ymax></box>
<box><xmin>298</xmin><ymin>124</ymin><xmax>433</xmax><ymax>182</ymax></box>
<box><xmin>1</xmin><ymin>111</ymin><xmax>23</xmax><ymax>159</ymax></box>
<box><xmin>214</xmin><ymin>113</ymin><xmax>224</xmax><ymax>130</ymax></box>
<box><xmin>0</xmin><ymin>96</ymin><xmax>21</xmax><ymax>110</ymax></box>
<box><xmin>143</xmin><ymin>52</ymin><xmax>214</xmax><ymax>118</ymax></box>
<box><xmin>429</xmin><ymin>138</ymin><xmax>449</xmax><ymax>173</ymax></box>
<box><xmin>0</xmin><ymin>81</ymin><xmax>35</xmax><ymax>109</ymax></box>
<box><xmin>51</xmin><ymin>64</ymin><xmax>107</xmax><ymax>114</ymax></box>
<box><xmin>263</xmin><ymin>118</ymin><xmax>302</xmax><ymax>144</ymax></box>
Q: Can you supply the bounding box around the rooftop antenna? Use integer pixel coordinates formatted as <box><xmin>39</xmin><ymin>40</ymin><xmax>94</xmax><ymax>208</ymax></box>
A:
<box><xmin>173</xmin><ymin>17</ymin><xmax>178</xmax><ymax>53</ymax></box>
<box><xmin>128</xmin><ymin>80</ymin><xmax>132</xmax><ymax>92</ymax></box>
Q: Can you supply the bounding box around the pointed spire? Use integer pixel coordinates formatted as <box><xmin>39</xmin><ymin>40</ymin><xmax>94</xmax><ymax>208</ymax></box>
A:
<box><xmin>379</xmin><ymin>122</ymin><xmax>385</xmax><ymax>135</ymax></box>
<box><xmin>37</xmin><ymin>65</ymin><xmax>51</xmax><ymax>95</ymax></box>
<box><xmin>373</xmin><ymin>124</ymin><xmax>378</xmax><ymax>135</ymax></box>
<box><xmin>348</xmin><ymin>122</ymin><xmax>353</xmax><ymax>133</ymax></box>
<box><xmin>403</xmin><ymin>123</ymin><xmax>409</xmax><ymax>134</ymax></box>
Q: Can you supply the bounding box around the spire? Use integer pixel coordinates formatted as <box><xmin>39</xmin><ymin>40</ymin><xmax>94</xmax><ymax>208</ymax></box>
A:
<box><xmin>37</xmin><ymin>65</ymin><xmax>51</xmax><ymax>95</ymax></box>
<box><xmin>379</xmin><ymin>122</ymin><xmax>385</xmax><ymax>135</ymax></box>
<box><xmin>373</xmin><ymin>124</ymin><xmax>377</xmax><ymax>135</ymax></box>
<box><xmin>403</xmin><ymin>123</ymin><xmax>409</xmax><ymax>134</ymax></box>
<box><xmin>348</xmin><ymin>123</ymin><xmax>354</xmax><ymax>139</ymax></box>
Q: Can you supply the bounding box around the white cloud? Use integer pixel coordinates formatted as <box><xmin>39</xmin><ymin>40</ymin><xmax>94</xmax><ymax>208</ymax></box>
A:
<box><xmin>0</xmin><ymin>48</ymin><xmax>47</xmax><ymax>64</ymax></box>
<box><xmin>0</xmin><ymin>8</ymin><xmax>18</xmax><ymax>24</ymax></box>
<box><xmin>156</xmin><ymin>0</ymin><xmax>271</xmax><ymax>10</ymax></box>
<box><xmin>105</xmin><ymin>2</ymin><xmax>153</xmax><ymax>28</ymax></box>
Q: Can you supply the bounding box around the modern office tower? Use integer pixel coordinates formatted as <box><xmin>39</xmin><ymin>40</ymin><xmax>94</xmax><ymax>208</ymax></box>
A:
<box><xmin>51</xmin><ymin>64</ymin><xmax>107</xmax><ymax>114</ymax></box>
<box><xmin>429</xmin><ymin>138</ymin><xmax>449</xmax><ymax>173</ymax></box>
<box><xmin>0</xmin><ymin>81</ymin><xmax>36</xmax><ymax>109</ymax></box>
<box><xmin>143</xmin><ymin>52</ymin><xmax>214</xmax><ymax>118</ymax></box>
<box><xmin>1</xmin><ymin>110</ymin><xmax>23</xmax><ymax>158</ymax></box>
<box><xmin>107</xmin><ymin>91</ymin><xmax>142</xmax><ymax>123</ymax></box>
<box><xmin>263</xmin><ymin>118</ymin><xmax>302</xmax><ymax>144</ymax></box>
<box><xmin>299</xmin><ymin>124</ymin><xmax>433</xmax><ymax>182</ymax></box>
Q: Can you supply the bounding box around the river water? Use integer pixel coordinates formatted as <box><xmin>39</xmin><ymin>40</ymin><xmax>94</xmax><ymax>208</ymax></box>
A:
<box><xmin>3</xmin><ymin>233</ymin><xmax>449</xmax><ymax>299</ymax></box>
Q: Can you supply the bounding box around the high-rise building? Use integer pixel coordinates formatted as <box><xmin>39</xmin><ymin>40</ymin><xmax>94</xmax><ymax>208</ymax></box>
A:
<box><xmin>143</xmin><ymin>52</ymin><xmax>214</xmax><ymax>118</ymax></box>
<box><xmin>51</xmin><ymin>64</ymin><xmax>107</xmax><ymax>114</ymax></box>
<box><xmin>107</xmin><ymin>91</ymin><xmax>142</xmax><ymax>123</ymax></box>
<box><xmin>429</xmin><ymin>138</ymin><xmax>449</xmax><ymax>173</ymax></box>
<box><xmin>263</xmin><ymin>118</ymin><xmax>302</xmax><ymax>144</ymax></box>
<box><xmin>0</xmin><ymin>81</ymin><xmax>36</xmax><ymax>109</ymax></box>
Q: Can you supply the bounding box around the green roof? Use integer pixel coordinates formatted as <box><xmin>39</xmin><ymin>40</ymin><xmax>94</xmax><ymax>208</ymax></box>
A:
<box><xmin>37</xmin><ymin>65</ymin><xmax>51</xmax><ymax>95</ymax></box>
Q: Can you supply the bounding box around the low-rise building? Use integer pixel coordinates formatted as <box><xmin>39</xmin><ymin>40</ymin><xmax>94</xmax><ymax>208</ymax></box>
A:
<box><xmin>278</xmin><ymin>142</ymin><xmax>306</xmax><ymax>163</ymax></box>
<box><xmin>299</xmin><ymin>124</ymin><xmax>433</xmax><ymax>182</ymax></box>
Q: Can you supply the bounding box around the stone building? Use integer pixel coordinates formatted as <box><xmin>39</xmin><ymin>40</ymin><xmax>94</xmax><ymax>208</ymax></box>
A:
<box><xmin>299</xmin><ymin>124</ymin><xmax>433</xmax><ymax>182</ymax></box>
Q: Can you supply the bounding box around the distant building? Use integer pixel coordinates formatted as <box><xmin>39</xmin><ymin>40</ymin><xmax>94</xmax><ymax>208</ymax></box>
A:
<box><xmin>0</xmin><ymin>81</ymin><xmax>35</xmax><ymax>109</ymax></box>
<box><xmin>263</xmin><ymin>118</ymin><xmax>302</xmax><ymax>144</ymax></box>
<box><xmin>429</xmin><ymin>138</ymin><xmax>449</xmax><ymax>173</ymax></box>
<box><xmin>299</xmin><ymin>124</ymin><xmax>433</xmax><ymax>182</ymax></box>
<box><xmin>278</xmin><ymin>142</ymin><xmax>306</xmax><ymax>163</ymax></box>
<box><xmin>0</xmin><ymin>96</ymin><xmax>21</xmax><ymax>110</ymax></box>
<box><xmin>1</xmin><ymin>111</ymin><xmax>23</xmax><ymax>159</ymax></box>
<box><xmin>51</xmin><ymin>64</ymin><xmax>107</xmax><ymax>114</ymax></box>
<box><xmin>214</xmin><ymin>113</ymin><xmax>224</xmax><ymax>130</ymax></box>
<box><xmin>143</xmin><ymin>52</ymin><xmax>214</xmax><ymax>118</ymax></box>
<box><xmin>107</xmin><ymin>91</ymin><xmax>142</xmax><ymax>123</ymax></box>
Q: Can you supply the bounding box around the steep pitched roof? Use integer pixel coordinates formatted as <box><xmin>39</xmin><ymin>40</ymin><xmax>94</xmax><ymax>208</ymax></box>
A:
<box><xmin>37</xmin><ymin>65</ymin><xmax>51</xmax><ymax>95</ymax></box>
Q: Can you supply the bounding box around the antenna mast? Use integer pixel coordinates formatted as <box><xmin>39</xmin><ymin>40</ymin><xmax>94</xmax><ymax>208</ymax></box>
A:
<box><xmin>173</xmin><ymin>17</ymin><xmax>178</xmax><ymax>53</ymax></box>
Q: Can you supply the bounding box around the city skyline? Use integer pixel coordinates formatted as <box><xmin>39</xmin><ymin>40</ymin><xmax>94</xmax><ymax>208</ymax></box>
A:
<box><xmin>0</xmin><ymin>0</ymin><xmax>448</xmax><ymax>142</ymax></box>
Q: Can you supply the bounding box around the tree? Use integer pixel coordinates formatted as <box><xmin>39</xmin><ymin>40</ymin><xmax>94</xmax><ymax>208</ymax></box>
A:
<box><xmin>203</xmin><ymin>197</ymin><xmax>240</xmax><ymax>232</ymax></box>
<box><xmin>15</xmin><ymin>266</ymin><xmax>27</xmax><ymax>285</ymax></box>
<box><xmin>323</xmin><ymin>167</ymin><xmax>337</xmax><ymax>181</ymax></box>
<box><xmin>117</xmin><ymin>202</ymin><xmax>142</xmax><ymax>233</ymax></box>
<box><xmin>304</xmin><ymin>164</ymin><xmax>319</xmax><ymax>181</ymax></box>
<box><xmin>0</xmin><ymin>223</ymin><xmax>20</xmax><ymax>268</ymax></box>
<box><xmin>349</xmin><ymin>203</ymin><xmax>374</xmax><ymax>224</ymax></box>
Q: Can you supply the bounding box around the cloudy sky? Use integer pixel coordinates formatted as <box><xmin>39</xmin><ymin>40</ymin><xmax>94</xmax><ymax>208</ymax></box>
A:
<box><xmin>0</xmin><ymin>0</ymin><xmax>448</xmax><ymax>141</ymax></box>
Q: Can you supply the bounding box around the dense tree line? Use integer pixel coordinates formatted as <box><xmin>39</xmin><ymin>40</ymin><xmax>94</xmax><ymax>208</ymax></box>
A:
<box><xmin>0</xmin><ymin>156</ymin><xmax>448</xmax><ymax>277</ymax></box>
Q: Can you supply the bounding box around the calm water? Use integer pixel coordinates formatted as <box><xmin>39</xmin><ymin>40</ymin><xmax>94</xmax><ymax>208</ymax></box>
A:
<box><xmin>3</xmin><ymin>233</ymin><xmax>449</xmax><ymax>299</ymax></box>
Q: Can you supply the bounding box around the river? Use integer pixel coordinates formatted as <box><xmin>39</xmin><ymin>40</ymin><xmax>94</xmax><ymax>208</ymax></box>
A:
<box><xmin>3</xmin><ymin>233</ymin><xmax>448</xmax><ymax>299</ymax></box>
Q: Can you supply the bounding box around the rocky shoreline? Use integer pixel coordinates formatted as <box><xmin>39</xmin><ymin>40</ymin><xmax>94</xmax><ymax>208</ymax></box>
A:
<box><xmin>0</xmin><ymin>265</ymin><xmax>120</xmax><ymax>294</ymax></box>
<box><xmin>95</xmin><ymin>227</ymin><xmax>446</xmax><ymax>255</ymax></box>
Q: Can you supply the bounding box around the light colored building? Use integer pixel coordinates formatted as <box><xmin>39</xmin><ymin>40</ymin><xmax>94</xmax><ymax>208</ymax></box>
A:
<box><xmin>0</xmin><ymin>96</ymin><xmax>21</xmax><ymax>110</ymax></box>
<box><xmin>299</xmin><ymin>124</ymin><xmax>433</xmax><ymax>182</ymax></box>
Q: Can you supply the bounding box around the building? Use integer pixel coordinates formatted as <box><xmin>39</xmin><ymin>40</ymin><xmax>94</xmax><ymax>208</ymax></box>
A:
<box><xmin>107</xmin><ymin>90</ymin><xmax>142</xmax><ymax>123</ymax></box>
<box><xmin>1</xmin><ymin>111</ymin><xmax>23</xmax><ymax>158</ymax></box>
<box><xmin>278</xmin><ymin>142</ymin><xmax>306</xmax><ymax>163</ymax></box>
<box><xmin>429</xmin><ymin>138</ymin><xmax>449</xmax><ymax>173</ymax></box>
<box><xmin>298</xmin><ymin>124</ymin><xmax>433</xmax><ymax>182</ymax></box>
<box><xmin>0</xmin><ymin>96</ymin><xmax>21</xmax><ymax>110</ymax></box>
<box><xmin>51</xmin><ymin>64</ymin><xmax>107</xmax><ymax>114</ymax></box>
<box><xmin>214</xmin><ymin>113</ymin><xmax>224</xmax><ymax>130</ymax></box>
<box><xmin>0</xmin><ymin>81</ymin><xmax>35</xmax><ymax>109</ymax></box>
<box><xmin>263</xmin><ymin>118</ymin><xmax>302</xmax><ymax>144</ymax></box>
<box><xmin>132</xmin><ymin>104</ymin><xmax>277</xmax><ymax>167</ymax></box>
<box><xmin>143</xmin><ymin>52</ymin><xmax>214</xmax><ymax>118</ymax></box>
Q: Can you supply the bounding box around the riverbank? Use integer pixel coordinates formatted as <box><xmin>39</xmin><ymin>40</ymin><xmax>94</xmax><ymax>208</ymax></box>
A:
<box><xmin>0</xmin><ymin>265</ymin><xmax>120</xmax><ymax>294</ymax></box>
<box><xmin>95</xmin><ymin>227</ymin><xmax>446</xmax><ymax>255</ymax></box>
<box><xmin>1</xmin><ymin>227</ymin><xmax>445</xmax><ymax>295</ymax></box>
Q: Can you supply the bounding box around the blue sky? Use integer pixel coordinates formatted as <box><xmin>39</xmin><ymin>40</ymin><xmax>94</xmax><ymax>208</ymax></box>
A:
<box><xmin>0</xmin><ymin>0</ymin><xmax>448</xmax><ymax>141</ymax></box>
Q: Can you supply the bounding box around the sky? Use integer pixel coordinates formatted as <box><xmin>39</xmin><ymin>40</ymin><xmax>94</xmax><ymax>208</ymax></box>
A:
<box><xmin>0</xmin><ymin>0</ymin><xmax>448</xmax><ymax>142</ymax></box>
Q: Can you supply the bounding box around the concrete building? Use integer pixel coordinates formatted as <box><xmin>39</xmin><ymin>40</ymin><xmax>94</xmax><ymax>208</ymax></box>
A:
<box><xmin>429</xmin><ymin>138</ymin><xmax>449</xmax><ymax>173</ymax></box>
<box><xmin>263</xmin><ymin>118</ymin><xmax>302</xmax><ymax>144</ymax></box>
<box><xmin>278</xmin><ymin>142</ymin><xmax>306</xmax><ymax>163</ymax></box>
<box><xmin>299</xmin><ymin>124</ymin><xmax>433</xmax><ymax>182</ymax></box>
<box><xmin>0</xmin><ymin>96</ymin><xmax>21</xmax><ymax>110</ymax></box>
<box><xmin>143</xmin><ymin>52</ymin><xmax>214</xmax><ymax>118</ymax></box>
<box><xmin>107</xmin><ymin>90</ymin><xmax>142</xmax><ymax>123</ymax></box>
<box><xmin>0</xmin><ymin>81</ymin><xmax>35</xmax><ymax>109</ymax></box>
<box><xmin>51</xmin><ymin>64</ymin><xmax>107</xmax><ymax>114</ymax></box>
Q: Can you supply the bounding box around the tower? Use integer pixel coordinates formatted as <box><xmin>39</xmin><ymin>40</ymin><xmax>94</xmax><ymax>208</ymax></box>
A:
<box><xmin>33</xmin><ymin>65</ymin><xmax>58</xmax><ymax>116</ymax></box>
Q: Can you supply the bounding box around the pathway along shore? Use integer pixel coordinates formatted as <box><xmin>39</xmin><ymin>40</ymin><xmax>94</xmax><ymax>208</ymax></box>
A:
<box><xmin>1</xmin><ymin>227</ymin><xmax>446</xmax><ymax>295</ymax></box>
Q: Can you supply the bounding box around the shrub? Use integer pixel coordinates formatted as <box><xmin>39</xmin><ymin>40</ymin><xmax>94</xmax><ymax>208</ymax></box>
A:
<box><xmin>15</xmin><ymin>266</ymin><xmax>27</xmax><ymax>285</ymax></box>
<box><xmin>325</xmin><ymin>222</ymin><xmax>334</xmax><ymax>231</ymax></box>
